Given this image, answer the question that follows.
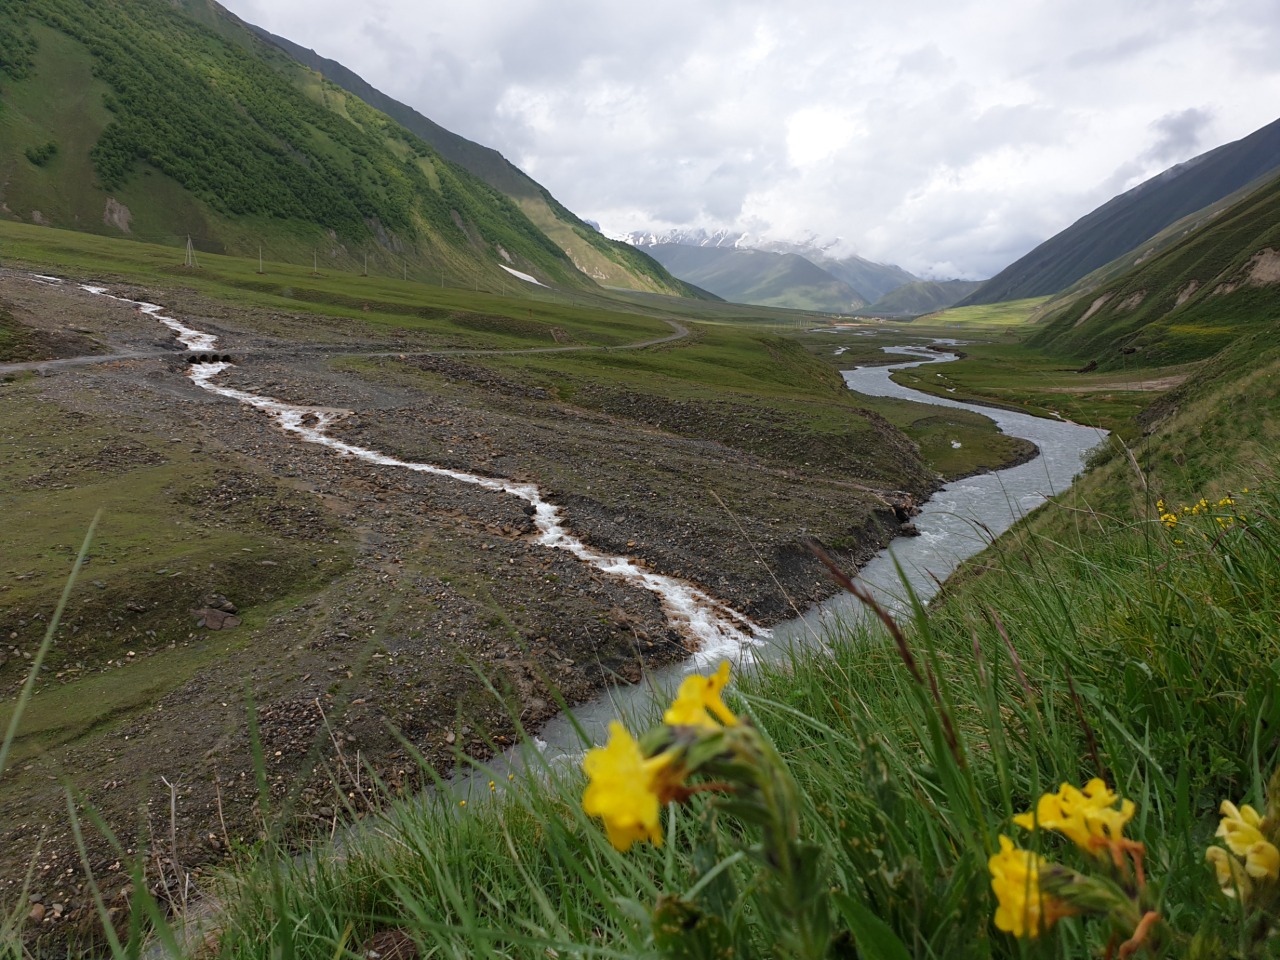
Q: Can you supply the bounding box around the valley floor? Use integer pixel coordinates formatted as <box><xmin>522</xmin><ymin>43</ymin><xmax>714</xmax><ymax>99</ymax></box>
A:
<box><xmin>0</xmin><ymin>268</ymin><xmax>938</xmax><ymax>944</ymax></box>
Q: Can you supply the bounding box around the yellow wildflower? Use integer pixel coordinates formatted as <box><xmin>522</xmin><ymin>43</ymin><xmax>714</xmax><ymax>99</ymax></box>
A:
<box><xmin>989</xmin><ymin>835</ymin><xmax>1074</xmax><ymax>938</ymax></box>
<box><xmin>1216</xmin><ymin>800</ymin><xmax>1280</xmax><ymax>880</ymax></box>
<box><xmin>583</xmin><ymin>721</ymin><xmax>677</xmax><ymax>851</ymax></box>
<box><xmin>663</xmin><ymin>661</ymin><xmax>739</xmax><ymax>730</ymax></box>
<box><xmin>1013</xmin><ymin>779</ymin><xmax>1135</xmax><ymax>854</ymax></box>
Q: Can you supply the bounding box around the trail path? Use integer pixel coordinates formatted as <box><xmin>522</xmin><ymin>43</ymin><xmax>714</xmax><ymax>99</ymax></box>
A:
<box><xmin>0</xmin><ymin>317</ymin><xmax>690</xmax><ymax>376</ymax></box>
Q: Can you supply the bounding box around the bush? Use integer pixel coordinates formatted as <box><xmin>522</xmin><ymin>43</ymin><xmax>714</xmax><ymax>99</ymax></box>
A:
<box><xmin>23</xmin><ymin>140</ymin><xmax>57</xmax><ymax>167</ymax></box>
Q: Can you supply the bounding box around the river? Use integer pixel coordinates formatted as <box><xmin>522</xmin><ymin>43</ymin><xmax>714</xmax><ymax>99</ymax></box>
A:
<box><xmin>67</xmin><ymin>278</ymin><xmax>1104</xmax><ymax>784</ymax></box>
<box><xmin>521</xmin><ymin>343</ymin><xmax>1107</xmax><ymax>770</ymax></box>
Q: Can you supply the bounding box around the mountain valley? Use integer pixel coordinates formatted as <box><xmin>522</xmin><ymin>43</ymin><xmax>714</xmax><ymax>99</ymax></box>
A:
<box><xmin>1</xmin><ymin>0</ymin><xmax>1279</xmax><ymax>954</ymax></box>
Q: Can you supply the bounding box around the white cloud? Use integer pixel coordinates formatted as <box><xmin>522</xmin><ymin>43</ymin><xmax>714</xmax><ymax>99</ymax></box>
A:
<box><xmin>218</xmin><ymin>0</ymin><xmax>1280</xmax><ymax>278</ymax></box>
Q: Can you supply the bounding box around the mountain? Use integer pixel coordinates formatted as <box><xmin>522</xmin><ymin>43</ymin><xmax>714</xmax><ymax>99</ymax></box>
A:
<box><xmin>623</xmin><ymin>228</ymin><xmax>750</xmax><ymax>249</ymax></box>
<box><xmin>861</xmin><ymin>279</ymin><xmax>984</xmax><ymax>316</ymax></box>
<box><xmin>625</xmin><ymin>229</ymin><xmax>919</xmax><ymax>302</ymax></box>
<box><xmin>1040</xmin><ymin>168</ymin><xmax>1280</xmax><ymax>308</ymax></box>
<box><xmin>638</xmin><ymin>243</ymin><xmax>869</xmax><ymax>312</ymax></box>
<box><xmin>960</xmin><ymin>116</ymin><xmax>1280</xmax><ymax>306</ymax></box>
<box><xmin>0</xmin><ymin>0</ymin><xmax>699</xmax><ymax>296</ymax></box>
<box><xmin>245</xmin><ymin>22</ymin><xmax>696</xmax><ymax>297</ymax></box>
<box><xmin>756</xmin><ymin>241</ymin><xmax>919</xmax><ymax>303</ymax></box>
<box><xmin>1027</xmin><ymin>168</ymin><xmax>1280</xmax><ymax>368</ymax></box>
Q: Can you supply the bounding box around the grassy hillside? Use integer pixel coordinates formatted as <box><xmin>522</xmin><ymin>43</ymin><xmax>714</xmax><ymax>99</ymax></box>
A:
<box><xmin>1041</xmin><ymin>168</ymin><xmax>1280</xmax><ymax>309</ymax></box>
<box><xmin>1027</xmin><ymin>170</ymin><xmax>1280</xmax><ymax>368</ymax></box>
<box><xmin>244</xmin><ymin>17</ymin><xmax>703</xmax><ymax>297</ymax></box>
<box><xmin>962</xmin><ymin>115</ymin><xmax>1280</xmax><ymax>305</ymax></box>
<box><xmin>0</xmin><ymin>0</ymin><xmax>610</xmax><ymax>292</ymax></box>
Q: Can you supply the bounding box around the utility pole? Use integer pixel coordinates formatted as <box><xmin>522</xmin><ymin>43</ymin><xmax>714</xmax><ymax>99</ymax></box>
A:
<box><xmin>257</xmin><ymin>245</ymin><xmax>264</xmax><ymax>275</ymax></box>
<box><xmin>363</xmin><ymin>253</ymin><xmax>368</xmax><ymax>277</ymax></box>
<box><xmin>183</xmin><ymin>235</ymin><xmax>197</xmax><ymax>268</ymax></box>
<box><xmin>312</xmin><ymin>250</ymin><xmax>318</xmax><ymax>276</ymax></box>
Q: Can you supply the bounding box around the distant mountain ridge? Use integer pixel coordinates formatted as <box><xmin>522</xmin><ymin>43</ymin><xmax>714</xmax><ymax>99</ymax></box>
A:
<box><xmin>638</xmin><ymin>243</ymin><xmax>869</xmax><ymax>312</ymax></box>
<box><xmin>625</xmin><ymin>229</ymin><xmax>919</xmax><ymax>302</ymax></box>
<box><xmin>961</xmin><ymin>115</ymin><xmax>1280</xmax><ymax>305</ymax></box>
<box><xmin>862</xmin><ymin>279</ymin><xmax>984</xmax><ymax>317</ymax></box>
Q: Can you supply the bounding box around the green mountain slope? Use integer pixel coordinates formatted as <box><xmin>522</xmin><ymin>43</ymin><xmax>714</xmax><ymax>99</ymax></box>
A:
<box><xmin>1027</xmin><ymin>171</ymin><xmax>1280</xmax><ymax>368</ymax></box>
<box><xmin>0</xmin><ymin>0</ymin><xmax>682</xmax><ymax>295</ymax></box>
<box><xmin>794</xmin><ymin>250</ymin><xmax>918</xmax><ymax>303</ymax></box>
<box><xmin>244</xmin><ymin>20</ymin><xmax>701</xmax><ymax>297</ymax></box>
<box><xmin>961</xmin><ymin>115</ymin><xmax>1280</xmax><ymax>306</ymax></box>
<box><xmin>1043</xmin><ymin>168</ymin><xmax>1280</xmax><ymax>307</ymax></box>
<box><xmin>640</xmin><ymin>243</ymin><xmax>869</xmax><ymax>312</ymax></box>
<box><xmin>861</xmin><ymin>278</ymin><xmax>983</xmax><ymax>316</ymax></box>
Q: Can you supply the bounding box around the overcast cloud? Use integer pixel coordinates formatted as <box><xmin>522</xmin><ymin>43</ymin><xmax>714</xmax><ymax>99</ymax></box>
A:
<box><xmin>220</xmin><ymin>0</ymin><xmax>1280</xmax><ymax>278</ymax></box>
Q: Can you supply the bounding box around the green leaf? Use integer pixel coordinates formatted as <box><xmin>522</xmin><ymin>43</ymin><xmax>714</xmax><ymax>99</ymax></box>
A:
<box><xmin>832</xmin><ymin>892</ymin><xmax>912</xmax><ymax>960</ymax></box>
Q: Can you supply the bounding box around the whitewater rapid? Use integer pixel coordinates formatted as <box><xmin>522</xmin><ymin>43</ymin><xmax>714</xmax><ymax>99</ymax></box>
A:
<box><xmin>73</xmin><ymin>281</ymin><xmax>767</xmax><ymax>661</ymax></box>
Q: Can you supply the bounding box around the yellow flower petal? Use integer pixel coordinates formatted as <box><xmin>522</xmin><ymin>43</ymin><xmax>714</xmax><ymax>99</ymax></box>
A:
<box><xmin>1013</xmin><ymin>780</ymin><xmax>1133</xmax><ymax>853</ymax></box>
<box><xmin>989</xmin><ymin>836</ymin><xmax>1072</xmax><ymax>938</ymax></box>
<box><xmin>1245</xmin><ymin>840</ymin><xmax>1280</xmax><ymax>881</ymax></box>
<box><xmin>1206</xmin><ymin>846</ymin><xmax>1252</xmax><ymax>899</ymax></box>
<box><xmin>1217</xmin><ymin>801</ymin><xmax>1267</xmax><ymax>857</ymax></box>
<box><xmin>663</xmin><ymin>661</ymin><xmax>739</xmax><ymax>730</ymax></box>
<box><xmin>582</xmin><ymin>721</ymin><xmax>674</xmax><ymax>851</ymax></box>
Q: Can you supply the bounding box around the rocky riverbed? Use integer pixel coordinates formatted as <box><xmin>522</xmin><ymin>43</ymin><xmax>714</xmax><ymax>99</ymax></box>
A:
<box><xmin>0</xmin><ymin>268</ymin><xmax>938</xmax><ymax>946</ymax></box>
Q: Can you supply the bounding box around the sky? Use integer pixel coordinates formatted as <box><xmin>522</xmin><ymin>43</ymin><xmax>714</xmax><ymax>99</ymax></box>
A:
<box><xmin>220</xmin><ymin>0</ymin><xmax>1280</xmax><ymax>279</ymax></box>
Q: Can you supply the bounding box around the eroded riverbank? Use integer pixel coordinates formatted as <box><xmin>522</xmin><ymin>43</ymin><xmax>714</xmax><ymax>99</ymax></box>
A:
<box><xmin>507</xmin><ymin>345</ymin><xmax>1107</xmax><ymax>763</ymax></box>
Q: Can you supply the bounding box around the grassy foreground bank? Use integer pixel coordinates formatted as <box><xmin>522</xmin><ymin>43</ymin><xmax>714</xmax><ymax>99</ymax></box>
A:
<box><xmin>3</xmin><ymin>334</ymin><xmax>1275</xmax><ymax>957</ymax></box>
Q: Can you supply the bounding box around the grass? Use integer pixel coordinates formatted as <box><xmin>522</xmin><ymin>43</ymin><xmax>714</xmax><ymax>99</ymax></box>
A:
<box><xmin>915</xmin><ymin>297</ymin><xmax>1052</xmax><ymax>329</ymax></box>
<box><xmin>0</xmin><ymin>377</ymin><xmax>352</xmax><ymax>764</ymax></box>
<box><xmin>799</xmin><ymin>317</ymin><xmax>1201</xmax><ymax>442</ymax></box>
<box><xmin>1026</xmin><ymin>172</ymin><xmax>1280</xmax><ymax>369</ymax></box>
<box><xmin>0</xmin><ymin>220</ymin><xmax>1033</xmax><ymax>485</ymax></box>
<box><xmin>885</xmin><ymin>344</ymin><xmax>1202</xmax><ymax>438</ymax></box>
<box><xmin>0</xmin><ymin>221</ymin><xmax>668</xmax><ymax>349</ymax></box>
<box><xmin>5</xmin><ymin>217</ymin><xmax>1274</xmax><ymax>956</ymax></box>
<box><xmin>470</xmin><ymin>328</ymin><xmax>1030</xmax><ymax>482</ymax></box>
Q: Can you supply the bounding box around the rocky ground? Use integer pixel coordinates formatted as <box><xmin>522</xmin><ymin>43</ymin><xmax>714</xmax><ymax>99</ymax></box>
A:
<box><xmin>0</xmin><ymin>268</ymin><xmax>935</xmax><ymax>950</ymax></box>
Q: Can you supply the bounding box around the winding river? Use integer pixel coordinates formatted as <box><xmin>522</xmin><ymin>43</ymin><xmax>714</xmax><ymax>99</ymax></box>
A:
<box><xmin>524</xmin><ymin>345</ymin><xmax>1107</xmax><ymax>767</ymax></box>
<box><xmin>64</xmin><ymin>279</ymin><xmax>1104</xmax><ymax>778</ymax></box>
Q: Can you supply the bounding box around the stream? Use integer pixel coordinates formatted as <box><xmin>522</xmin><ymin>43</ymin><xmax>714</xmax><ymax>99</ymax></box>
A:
<box><xmin>68</xmin><ymin>279</ymin><xmax>1104</xmax><ymax>786</ymax></box>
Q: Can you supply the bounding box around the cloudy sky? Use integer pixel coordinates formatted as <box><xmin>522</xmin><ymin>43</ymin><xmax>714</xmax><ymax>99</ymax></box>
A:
<box><xmin>220</xmin><ymin>0</ymin><xmax>1280</xmax><ymax>279</ymax></box>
